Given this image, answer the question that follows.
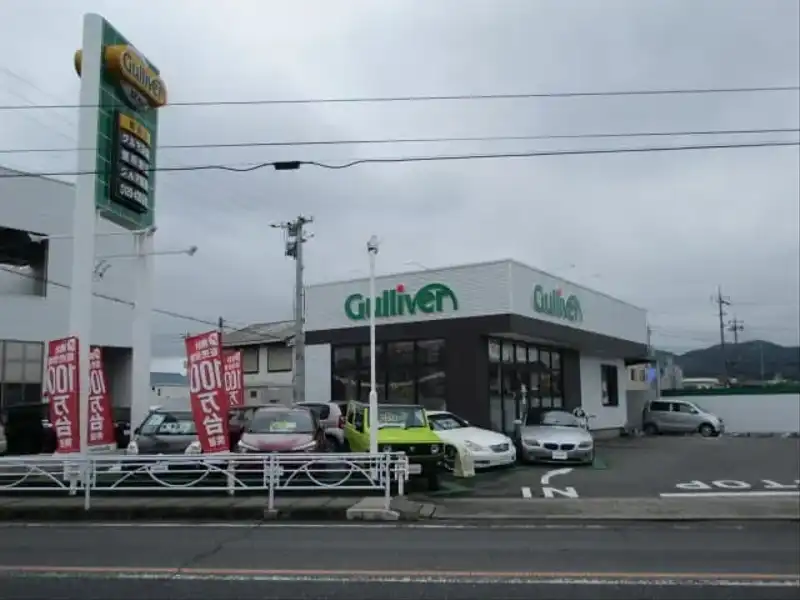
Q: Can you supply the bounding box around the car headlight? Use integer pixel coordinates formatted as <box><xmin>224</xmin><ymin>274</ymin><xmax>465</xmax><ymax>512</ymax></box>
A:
<box><xmin>293</xmin><ymin>441</ymin><xmax>318</xmax><ymax>452</ymax></box>
<box><xmin>578</xmin><ymin>441</ymin><xmax>593</xmax><ymax>449</ymax></box>
<box><xmin>463</xmin><ymin>441</ymin><xmax>485</xmax><ymax>452</ymax></box>
<box><xmin>236</xmin><ymin>441</ymin><xmax>257</xmax><ymax>453</ymax></box>
<box><xmin>382</xmin><ymin>445</ymin><xmax>393</xmax><ymax>453</ymax></box>
<box><xmin>125</xmin><ymin>441</ymin><xmax>139</xmax><ymax>455</ymax></box>
<box><xmin>522</xmin><ymin>437</ymin><xmax>540</xmax><ymax>446</ymax></box>
<box><xmin>430</xmin><ymin>444</ymin><xmax>441</xmax><ymax>454</ymax></box>
<box><xmin>184</xmin><ymin>441</ymin><xmax>202</xmax><ymax>455</ymax></box>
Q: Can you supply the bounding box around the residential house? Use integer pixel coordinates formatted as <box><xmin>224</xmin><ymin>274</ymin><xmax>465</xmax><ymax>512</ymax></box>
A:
<box><xmin>222</xmin><ymin>320</ymin><xmax>295</xmax><ymax>405</ymax></box>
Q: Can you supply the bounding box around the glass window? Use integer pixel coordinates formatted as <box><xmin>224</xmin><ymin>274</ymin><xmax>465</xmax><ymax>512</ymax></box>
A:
<box><xmin>550</xmin><ymin>352</ymin><xmax>560</xmax><ymax>371</ymax></box>
<box><xmin>417</xmin><ymin>339</ymin><xmax>444</xmax><ymax>365</ymax></box>
<box><xmin>527</xmin><ymin>346</ymin><xmax>538</xmax><ymax>364</ymax></box>
<box><xmin>24</xmin><ymin>383</ymin><xmax>43</xmax><ymax>405</ymax></box>
<box><xmin>360</xmin><ymin>344</ymin><xmax>385</xmax><ymax>370</ymax></box>
<box><xmin>23</xmin><ymin>362</ymin><xmax>42</xmax><ymax>383</ymax></box>
<box><xmin>249</xmin><ymin>409</ymin><xmax>316</xmax><ymax>434</ymax></box>
<box><xmin>241</xmin><ymin>347</ymin><xmax>259</xmax><ymax>373</ymax></box>
<box><xmin>501</xmin><ymin>342</ymin><xmax>514</xmax><ymax>363</ymax></box>
<box><xmin>376</xmin><ymin>405</ymin><xmax>427</xmax><ymax>429</ymax></box>
<box><xmin>428</xmin><ymin>412</ymin><xmax>469</xmax><ymax>431</ymax></box>
<box><xmin>25</xmin><ymin>342</ymin><xmax>43</xmax><ymax>363</ymax></box>
<box><xmin>140</xmin><ymin>411</ymin><xmax>194</xmax><ymax>435</ymax></box>
<box><xmin>1</xmin><ymin>383</ymin><xmax>24</xmax><ymax>407</ymax></box>
<box><xmin>267</xmin><ymin>346</ymin><xmax>292</xmax><ymax>372</ymax></box>
<box><xmin>538</xmin><ymin>349</ymin><xmax>551</xmax><ymax>369</ymax></box>
<box><xmin>515</xmin><ymin>344</ymin><xmax>527</xmax><ymax>363</ymax></box>
<box><xmin>3</xmin><ymin>362</ymin><xmax>23</xmax><ymax>382</ymax></box>
<box><xmin>501</xmin><ymin>367</ymin><xmax>516</xmax><ymax>432</ymax></box>
<box><xmin>332</xmin><ymin>372</ymin><xmax>358</xmax><ymax>402</ymax></box>
<box><xmin>4</xmin><ymin>342</ymin><xmax>24</xmax><ymax>361</ymax></box>
<box><xmin>601</xmin><ymin>364</ymin><xmax>619</xmax><ymax>406</ymax></box>
<box><xmin>417</xmin><ymin>365</ymin><xmax>446</xmax><ymax>411</ymax></box>
<box><xmin>386</xmin><ymin>341</ymin><xmax>414</xmax><ymax>367</ymax></box>
<box><xmin>488</xmin><ymin>339</ymin><xmax>501</xmax><ymax>363</ymax></box>
<box><xmin>333</xmin><ymin>346</ymin><xmax>357</xmax><ymax>372</ymax></box>
<box><xmin>488</xmin><ymin>363</ymin><xmax>502</xmax><ymax>431</ymax></box>
<box><xmin>358</xmin><ymin>373</ymin><xmax>386</xmax><ymax>403</ymax></box>
<box><xmin>387</xmin><ymin>366</ymin><xmax>415</xmax><ymax>404</ymax></box>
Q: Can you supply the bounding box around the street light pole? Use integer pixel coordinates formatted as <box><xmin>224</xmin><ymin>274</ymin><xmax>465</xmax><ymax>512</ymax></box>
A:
<box><xmin>367</xmin><ymin>235</ymin><xmax>379</xmax><ymax>454</ymax></box>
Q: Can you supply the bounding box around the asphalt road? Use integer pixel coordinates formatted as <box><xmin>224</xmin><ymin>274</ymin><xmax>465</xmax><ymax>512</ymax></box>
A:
<box><xmin>0</xmin><ymin>521</ymin><xmax>797</xmax><ymax>599</ymax></box>
<box><xmin>444</xmin><ymin>435</ymin><xmax>800</xmax><ymax>498</ymax></box>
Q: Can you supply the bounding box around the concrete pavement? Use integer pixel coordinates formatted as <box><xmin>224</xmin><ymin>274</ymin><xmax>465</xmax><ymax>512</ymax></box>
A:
<box><xmin>0</xmin><ymin>522</ymin><xmax>796</xmax><ymax>599</ymax></box>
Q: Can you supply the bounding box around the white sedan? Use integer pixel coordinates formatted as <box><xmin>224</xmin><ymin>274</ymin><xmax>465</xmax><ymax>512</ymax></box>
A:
<box><xmin>426</xmin><ymin>410</ymin><xmax>516</xmax><ymax>469</ymax></box>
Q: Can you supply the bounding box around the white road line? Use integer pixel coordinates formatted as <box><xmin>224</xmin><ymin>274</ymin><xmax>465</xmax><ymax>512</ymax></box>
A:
<box><xmin>541</xmin><ymin>468</ymin><xmax>573</xmax><ymax>485</ymax></box>
<box><xmin>660</xmin><ymin>490</ymin><xmax>800</xmax><ymax>498</ymax></box>
<box><xmin>521</xmin><ymin>486</ymin><xmax>533</xmax><ymax>499</ymax></box>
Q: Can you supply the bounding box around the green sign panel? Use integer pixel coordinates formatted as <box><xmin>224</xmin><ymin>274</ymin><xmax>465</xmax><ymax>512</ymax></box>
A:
<box><xmin>74</xmin><ymin>20</ymin><xmax>166</xmax><ymax>230</ymax></box>
<box><xmin>532</xmin><ymin>284</ymin><xmax>583</xmax><ymax>323</ymax></box>
<box><xmin>345</xmin><ymin>283</ymin><xmax>459</xmax><ymax>321</ymax></box>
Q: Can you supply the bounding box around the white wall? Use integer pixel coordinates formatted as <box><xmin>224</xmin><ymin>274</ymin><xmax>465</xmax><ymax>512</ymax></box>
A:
<box><xmin>1</xmin><ymin>169</ymin><xmax>136</xmax><ymax>347</ymax></box>
<box><xmin>579</xmin><ymin>355</ymin><xmax>628</xmax><ymax>431</ymax></box>
<box><xmin>509</xmin><ymin>261</ymin><xmax>648</xmax><ymax>344</ymax></box>
<box><xmin>306</xmin><ymin>343</ymin><xmax>332</xmax><ymax>402</ymax></box>
<box><xmin>305</xmin><ymin>259</ymin><xmax>647</xmax><ymax>347</ymax></box>
<box><xmin>667</xmin><ymin>393</ymin><xmax>800</xmax><ymax>434</ymax></box>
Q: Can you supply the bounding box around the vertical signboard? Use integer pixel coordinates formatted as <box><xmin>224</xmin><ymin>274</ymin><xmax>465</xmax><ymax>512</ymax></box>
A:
<box><xmin>88</xmin><ymin>347</ymin><xmax>116</xmax><ymax>447</ymax></box>
<box><xmin>223</xmin><ymin>350</ymin><xmax>244</xmax><ymax>408</ymax></box>
<box><xmin>46</xmin><ymin>338</ymin><xmax>81</xmax><ymax>454</ymax></box>
<box><xmin>185</xmin><ymin>331</ymin><xmax>230</xmax><ymax>454</ymax></box>
<box><xmin>73</xmin><ymin>23</ymin><xmax>166</xmax><ymax>230</ymax></box>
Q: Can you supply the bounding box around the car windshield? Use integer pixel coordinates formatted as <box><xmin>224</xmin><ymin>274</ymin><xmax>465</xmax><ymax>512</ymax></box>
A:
<box><xmin>248</xmin><ymin>410</ymin><xmax>315</xmax><ymax>434</ymax></box>
<box><xmin>140</xmin><ymin>411</ymin><xmax>196</xmax><ymax>435</ymax></box>
<box><xmin>376</xmin><ymin>406</ymin><xmax>427</xmax><ymax>429</ymax></box>
<box><xmin>428</xmin><ymin>413</ymin><xmax>468</xmax><ymax>431</ymax></box>
<box><xmin>541</xmin><ymin>411</ymin><xmax>581</xmax><ymax>428</ymax></box>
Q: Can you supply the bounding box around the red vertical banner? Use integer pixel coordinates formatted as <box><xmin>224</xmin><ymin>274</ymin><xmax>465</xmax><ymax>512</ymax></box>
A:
<box><xmin>185</xmin><ymin>331</ymin><xmax>229</xmax><ymax>453</ymax></box>
<box><xmin>87</xmin><ymin>347</ymin><xmax>115</xmax><ymax>447</ymax></box>
<box><xmin>46</xmin><ymin>337</ymin><xmax>81</xmax><ymax>454</ymax></box>
<box><xmin>223</xmin><ymin>350</ymin><xmax>244</xmax><ymax>408</ymax></box>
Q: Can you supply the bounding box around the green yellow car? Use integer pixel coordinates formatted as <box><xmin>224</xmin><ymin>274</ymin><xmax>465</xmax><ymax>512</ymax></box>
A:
<box><xmin>343</xmin><ymin>401</ymin><xmax>444</xmax><ymax>490</ymax></box>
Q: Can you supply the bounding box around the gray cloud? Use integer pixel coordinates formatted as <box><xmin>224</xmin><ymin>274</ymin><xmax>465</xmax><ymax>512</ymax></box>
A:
<box><xmin>1</xmin><ymin>0</ymin><xmax>798</xmax><ymax>358</ymax></box>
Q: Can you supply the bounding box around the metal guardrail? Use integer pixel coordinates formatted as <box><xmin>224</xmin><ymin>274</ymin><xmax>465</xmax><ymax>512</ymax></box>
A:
<box><xmin>0</xmin><ymin>452</ymin><xmax>410</xmax><ymax>511</ymax></box>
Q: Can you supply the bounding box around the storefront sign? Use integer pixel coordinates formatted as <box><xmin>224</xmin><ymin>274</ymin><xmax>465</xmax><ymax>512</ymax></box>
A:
<box><xmin>345</xmin><ymin>282</ymin><xmax>459</xmax><ymax>321</ymax></box>
<box><xmin>185</xmin><ymin>331</ymin><xmax>230</xmax><ymax>454</ymax></box>
<box><xmin>532</xmin><ymin>285</ymin><xmax>583</xmax><ymax>323</ymax></box>
<box><xmin>87</xmin><ymin>347</ymin><xmax>115</xmax><ymax>447</ymax></box>
<box><xmin>223</xmin><ymin>350</ymin><xmax>244</xmax><ymax>408</ymax></box>
<box><xmin>46</xmin><ymin>337</ymin><xmax>81</xmax><ymax>454</ymax></box>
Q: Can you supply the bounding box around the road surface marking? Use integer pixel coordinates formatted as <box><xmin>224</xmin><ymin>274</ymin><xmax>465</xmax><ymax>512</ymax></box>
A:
<box><xmin>660</xmin><ymin>490</ymin><xmax>800</xmax><ymax>498</ymax></box>
<box><xmin>521</xmin><ymin>486</ymin><xmax>533</xmax><ymax>498</ymax></box>
<box><xmin>541</xmin><ymin>467</ymin><xmax>573</xmax><ymax>485</ymax></box>
<box><xmin>0</xmin><ymin>565</ymin><xmax>796</xmax><ymax>587</ymax></box>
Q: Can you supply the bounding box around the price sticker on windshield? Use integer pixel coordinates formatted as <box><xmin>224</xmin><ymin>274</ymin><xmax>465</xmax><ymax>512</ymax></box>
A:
<box><xmin>269</xmin><ymin>421</ymin><xmax>296</xmax><ymax>432</ymax></box>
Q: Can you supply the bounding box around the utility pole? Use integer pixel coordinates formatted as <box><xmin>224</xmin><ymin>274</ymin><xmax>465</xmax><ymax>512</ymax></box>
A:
<box><xmin>727</xmin><ymin>316</ymin><xmax>744</xmax><ymax>345</ymax></box>
<box><xmin>715</xmin><ymin>286</ymin><xmax>731</xmax><ymax>385</ymax></box>
<box><xmin>217</xmin><ymin>316</ymin><xmax>224</xmax><ymax>343</ymax></box>
<box><xmin>271</xmin><ymin>216</ymin><xmax>314</xmax><ymax>405</ymax></box>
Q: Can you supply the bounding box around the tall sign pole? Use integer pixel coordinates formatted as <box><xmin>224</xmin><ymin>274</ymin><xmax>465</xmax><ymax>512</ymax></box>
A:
<box><xmin>72</xmin><ymin>13</ymin><xmax>167</xmax><ymax>434</ymax></box>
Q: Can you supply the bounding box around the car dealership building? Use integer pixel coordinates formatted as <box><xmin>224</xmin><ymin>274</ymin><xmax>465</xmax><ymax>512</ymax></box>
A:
<box><xmin>304</xmin><ymin>259</ymin><xmax>649</xmax><ymax>436</ymax></box>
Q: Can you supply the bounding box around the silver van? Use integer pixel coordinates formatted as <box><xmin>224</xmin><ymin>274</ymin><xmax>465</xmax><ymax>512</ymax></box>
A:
<box><xmin>642</xmin><ymin>399</ymin><xmax>724</xmax><ymax>437</ymax></box>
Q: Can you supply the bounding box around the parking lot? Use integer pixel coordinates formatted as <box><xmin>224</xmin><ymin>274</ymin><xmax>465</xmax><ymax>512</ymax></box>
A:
<box><xmin>434</xmin><ymin>435</ymin><xmax>800</xmax><ymax>499</ymax></box>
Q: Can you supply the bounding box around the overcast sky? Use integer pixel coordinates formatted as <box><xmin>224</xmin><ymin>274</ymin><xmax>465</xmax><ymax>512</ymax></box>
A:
<box><xmin>1</xmin><ymin>0</ymin><xmax>798</xmax><ymax>367</ymax></box>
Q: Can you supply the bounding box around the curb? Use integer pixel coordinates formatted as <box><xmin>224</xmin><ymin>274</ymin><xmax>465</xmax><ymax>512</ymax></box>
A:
<box><xmin>429</xmin><ymin>512</ymin><xmax>800</xmax><ymax>521</ymax></box>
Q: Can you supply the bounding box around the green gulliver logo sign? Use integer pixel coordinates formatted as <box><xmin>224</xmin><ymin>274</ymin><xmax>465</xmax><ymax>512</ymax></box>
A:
<box><xmin>532</xmin><ymin>285</ymin><xmax>583</xmax><ymax>323</ymax></box>
<box><xmin>345</xmin><ymin>283</ymin><xmax>458</xmax><ymax>321</ymax></box>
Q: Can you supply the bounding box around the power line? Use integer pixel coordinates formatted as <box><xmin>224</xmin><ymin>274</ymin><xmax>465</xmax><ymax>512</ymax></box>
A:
<box><xmin>1</xmin><ymin>139</ymin><xmax>797</xmax><ymax>180</ymax></box>
<box><xmin>0</xmin><ymin>264</ymin><xmax>245</xmax><ymax>332</ymax></box>
<box><xmin>1</xmin><ymin>126</ymin><xmax>796</xmax><ymax>155</ymax></box>
<box><xmin>0</xmin><ymin>84</ymin><xmax>797</xmax><ymax>111</ymax></box>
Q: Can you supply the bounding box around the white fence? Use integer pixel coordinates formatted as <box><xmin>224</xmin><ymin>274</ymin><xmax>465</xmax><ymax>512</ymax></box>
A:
<box><xmin>665</xmin><ymin>393</ymin><xmax>800</xmax><ymax>435</ymax></box>
<box><xmin>0</xmin><ymin>452</ymin><xmax>410</xmax><ymax>511</ymax></box>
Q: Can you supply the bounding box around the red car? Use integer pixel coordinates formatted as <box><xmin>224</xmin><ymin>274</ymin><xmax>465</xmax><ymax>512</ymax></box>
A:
<box><xmin>236</xmin><ymin>406</ymin><xmax>328</xmax><ymax>453</ymax></box>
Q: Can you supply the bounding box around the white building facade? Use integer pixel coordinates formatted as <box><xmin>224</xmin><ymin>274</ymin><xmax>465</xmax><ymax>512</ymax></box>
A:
<box><xmin>304</xmin><ymin>259</ymin><xmax>649</xmax><ymax>436</ymax></box>
<box><xmin>1</xmin><ymin>167</ymin><xmax>136</xmax><ymax>414</ymax></box>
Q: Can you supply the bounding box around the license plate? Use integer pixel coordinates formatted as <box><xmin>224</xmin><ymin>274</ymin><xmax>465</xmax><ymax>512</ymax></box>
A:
<box><xmin>409</xmin><ymin>463</ymin><xmax>423</xmax><ymax>474</ymax></box>
<box><xmin>551</xmin><ymin>450</ymin><xmax>568</xmax><ymax>460</ymax></box>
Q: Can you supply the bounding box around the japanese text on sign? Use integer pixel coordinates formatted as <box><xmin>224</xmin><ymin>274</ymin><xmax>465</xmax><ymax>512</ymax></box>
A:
<box><xmin>87</xmin><ymin>346</ymin><xmax>115</xmax><ymax>447</ymax></box>
<box><xmin>185</xmin><ymin>331</ymin><xmax>229</xmax><ymax>453</ymax></box>
<box><xmin>223</xmin><ymin>350</ymin><xmax>244</xmax><ymax>407</ymax></box>
<box><xmin>47</xmin><ymin>337</ymin><xmax>80</xmax><ymax>453</ymax></box>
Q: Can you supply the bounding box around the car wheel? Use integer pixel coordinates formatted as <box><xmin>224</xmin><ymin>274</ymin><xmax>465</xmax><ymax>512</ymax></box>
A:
<box><xmin>443</xmin><ymin>446</ymin><xmax>456</xmax><ymax>472</ymax></box>
<box><xmin>699</xmin><ymin>423</ymin><xmax>715</xmax><ymax>437</ymax></box>
<box><xmin>585</xmin><ymin>451</ymin><xmax>595</xmax><ymax>466</ymax></box>
<box><xmin>643</xmin><ymin>423</ymin><xmax>659</xmax><ymax>436</ymax></box>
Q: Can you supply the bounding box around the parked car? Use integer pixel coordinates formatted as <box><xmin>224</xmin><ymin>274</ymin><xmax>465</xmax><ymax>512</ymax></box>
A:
<box><xmin>516</xmin><ymin>410</ymin><xmax>595</xmax><ymax>465</ymax></box>
<box><xmin>642</xmin><ymin>399</ymin><xmax>724</xmax><ymax>437</ymax></box>
<box><xmin>294</xmin><ymin>401</ymin><xmax>345</xmax><ymax>449</ymax></box>
<box><xmin>426</xmin><ymin>410</ymin><xmax>516</xmax><ymax>469</ymax></box>
<box><xmin>343</xmin><ymin>401</ymin><xmax>444</xmax><ymax>490</ymax></box>
<box><xmin>126</xmin><ymin>408</ymin><xmax>199</xmax><ymax>455</ymax></box>
<box><xmin>236</xmin><ymin>406</ymin><xmax>329</xmax><ymax>453</ymax></box>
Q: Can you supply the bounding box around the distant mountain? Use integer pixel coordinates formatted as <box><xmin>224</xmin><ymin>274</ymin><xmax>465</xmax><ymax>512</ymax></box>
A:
<box><xmin>675</xmin><ymin>341</ymin><xmax>800</xmax><ymax>381</ymax></box>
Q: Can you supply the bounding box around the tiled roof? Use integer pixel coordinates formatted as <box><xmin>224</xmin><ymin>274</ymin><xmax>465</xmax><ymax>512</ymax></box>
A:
<box><xmin>222</xmin><ymin>320</ymin><xmax>295</xmax><ymax>347</ymax></box>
